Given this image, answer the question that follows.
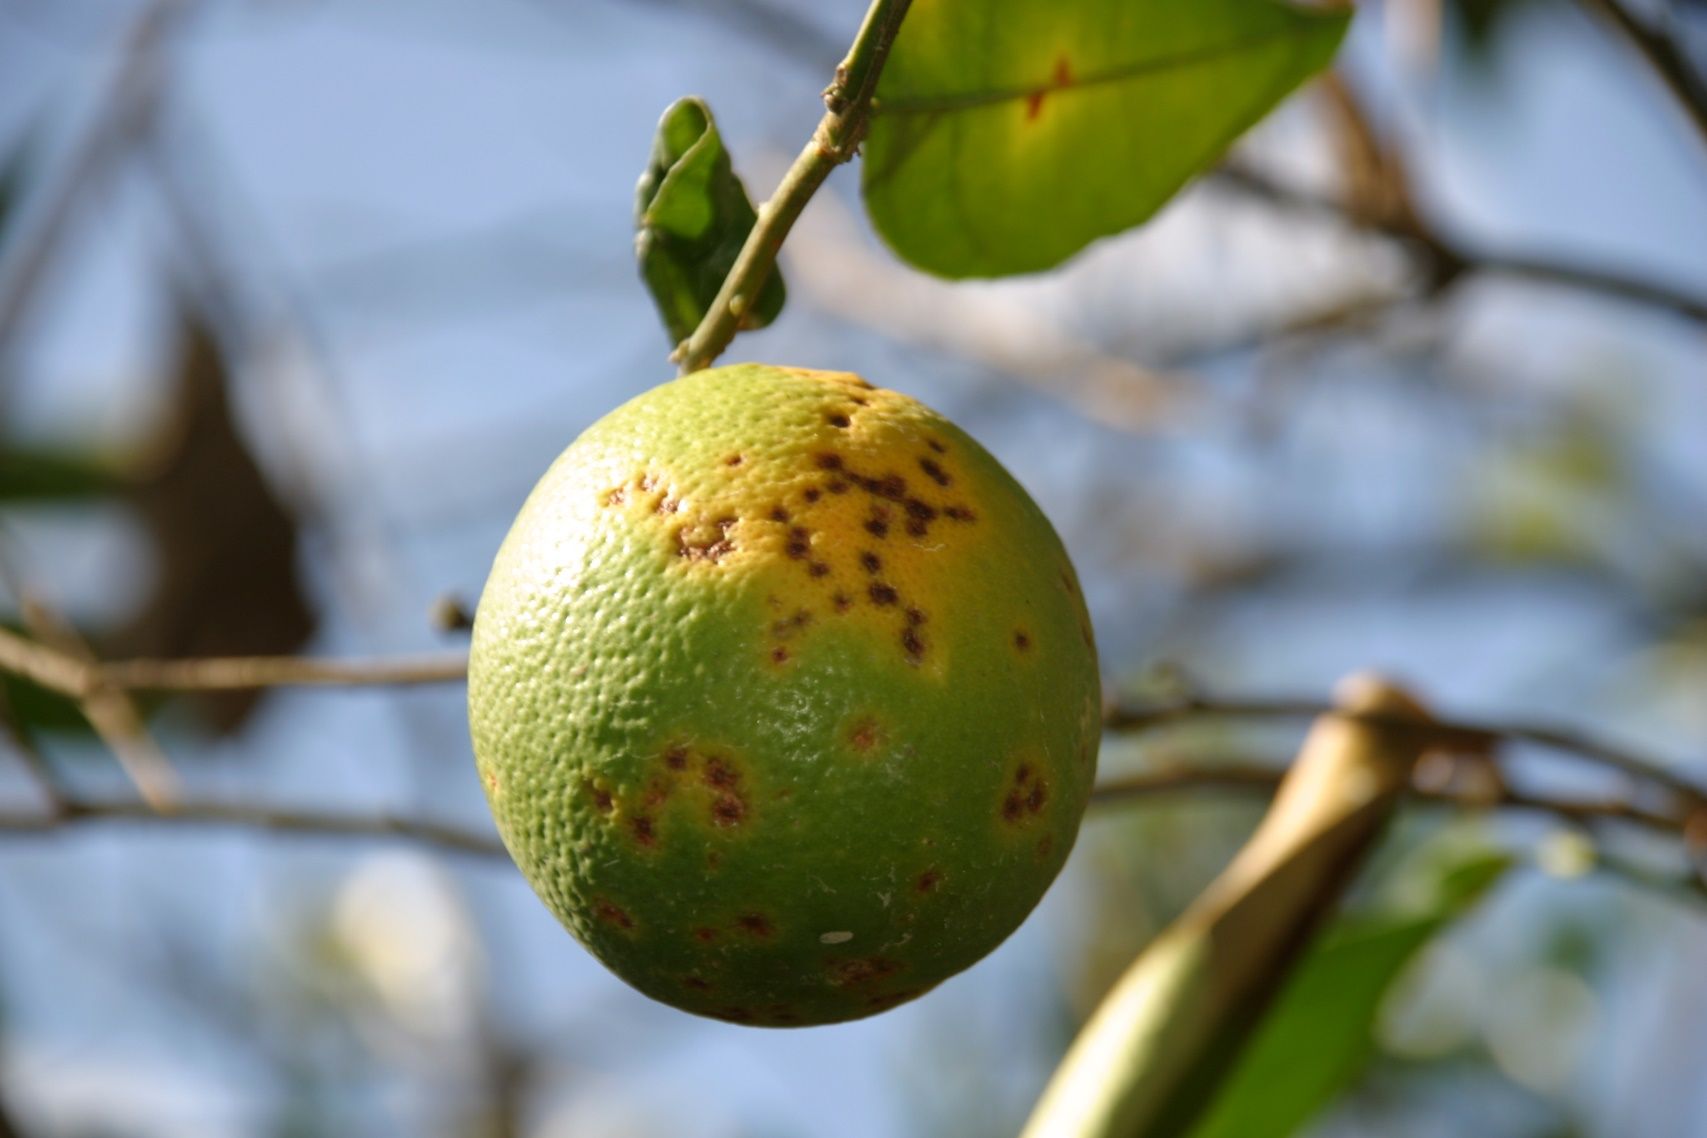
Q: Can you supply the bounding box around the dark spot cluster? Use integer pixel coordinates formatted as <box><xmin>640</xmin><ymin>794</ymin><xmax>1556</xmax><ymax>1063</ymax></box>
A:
<box><xmin>826</xmin><ymin>956</ymin><xmax>902</xmax><ymax>988</ymax></box>
<box><xmin>677</xmin><ymin>516</ymin><xmax>736</xmax><ymax>563</ymax></box>
<box><xmin>1001</xmin><ymin>762</ymin><xmax>1050</xmax><ymax>825</ymax></box>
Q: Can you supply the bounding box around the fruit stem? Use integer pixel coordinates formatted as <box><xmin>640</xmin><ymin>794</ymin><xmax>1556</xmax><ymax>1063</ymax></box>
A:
<box><xmin>672</xmin><ymin>0</ymin><xmax>912</xmax><ymax>375</ymax></box>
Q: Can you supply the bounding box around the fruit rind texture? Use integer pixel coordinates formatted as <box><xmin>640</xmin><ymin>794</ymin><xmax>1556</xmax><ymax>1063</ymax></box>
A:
<box><xmin>468</xmin><ymin>363</ymin><xmax>1101</xmax><ymax>1027</ymax></box>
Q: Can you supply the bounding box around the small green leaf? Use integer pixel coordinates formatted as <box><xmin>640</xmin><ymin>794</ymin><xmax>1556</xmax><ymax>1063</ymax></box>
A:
<box><xmin>863</xmin><ymin>0</ymin><xmax>1351</xmax><ymax>278</ymax></box>
<box><xmin>635</xmin><ymin>97</ymin><xmax>785</xmax><ymax>345</ymax></box>
<box><xmin>1187</xmin><ymin>847</ymin><xmax>1511</xmax><ymax>1138</ymax></box>
<box><xmin>0</xmin><ymin>446</ymin><xmax>117</xmax><ymax>502</ymax></box>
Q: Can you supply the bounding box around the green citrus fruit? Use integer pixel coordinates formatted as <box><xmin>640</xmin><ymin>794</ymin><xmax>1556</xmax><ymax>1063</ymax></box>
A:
<box><xmin>468</xmin><ymin>364</ymin><xmax>1100</xmax><ymax>1027</ymax></box>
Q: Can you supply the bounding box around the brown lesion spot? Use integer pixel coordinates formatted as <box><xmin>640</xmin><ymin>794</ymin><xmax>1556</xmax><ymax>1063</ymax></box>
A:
<box><xmin>915</xmin><ymin>868</ymin><xmax>942</xmax><ymax>894</ymax></box>
<box><xmin>676</xmin><ymin>516</ymin><xmax>736</xmax><ymax>563</ymax></box>
<box><xmin>736</xmin><ymin>912</ymin><xmax>775</xmax><ymax>938</ymax></box>
<box><xmin>868</xmin><ymin>583</ymin><xmax>899</xmax><ymax>607</ymax></box>
<box><xmin>768</xmin><ymin>505</ymin><xmax>791</xmax><ymax>523</ymax></box>
<box><xmin>926</xmin><ymin>438</ymin><xmax>947</xmax><ymax>454</ymax></box>
<box><xmin>847</xmin><ymin>716</ymin><xmax>882</xmax><ymax>753</ymax></box>
<box><xmin>860</xmin><ymin>551</ymin><xmax>882</xmax><ymax>574</ymax></box>
<box><xmin>826</xmin><ymin>956</ymin><xmax>902</xmax><ymax>988</ymax></box>
<box><xmin>582</xmin><ymin>780</ymin><xmax>614</xmax><ymax>815</ymax></box>
<box><xmin>724</xmin><ymin>453</ymin><xmax>743</xmax><ymax>467</ymax></box>
<box><xmin>663</xmin><ymin>744</ymin><xmax>689</xmax><ymax>771</ymax></box>
<box><xmin>770</xmin><ymin>609</ymin><xmax>813</xmax><ymax>639</ymax></box>
<box><xmin>594</xmin><ymin>899</ymin><xmax>634</xmax><ymax>930</ymax></box>
<box><xmin>769</xmin><ymin>646</ymin><xmax>791</xmax><ymax>665</ymax></box>
<box><xmin>814</xmin><ymin>452</ymin><xmax>843</xmax><ymax>472</ymax></box>
<box><xmin>711</xmin><ymin>792</ymin><xmax>748</xmax><ymax>827</ymax></box>
<box><xmin>702</xmin><ymin>755</ymin><xmax>741</xmax><ymax>788</ymax></box>
<box><xmin>944</xmin><ymin>505</ymin><xmax>976</xmax><ymax>523</ymax></box>
<box><xmin>832</xmin><ymin>592</ymin><xmax>853</xmax><ymax>613</ymax></box>
<box><xmin>827</xmin><ymin>412</ymin><xmax>851</xmax><ymax>428</ymax></box>
<box><xmin>1001</xmin><ymin>762</ymin><xmax>1050</xmax><ymax>825</ymax></box>
<box><xmin>1014</xmin><ymin>629</ymin><xmax>1031</xmax><ymax>651</ymax></box>
<box><xmin>630</xmin><ymin>815</ymin><xmax>658</xmax><ymax>846</ymax></box>
<box><xmin>683</xmin><ymin>976</ymin><xmax>713</xmax><ymax>992</ymax></box>
<box><xmin>692</xmin><ymin>927</ymin><xmax>720</xmax><ymax>943</ymax></box>
<box><xmin>918</xmin><ymin>457</ymin><xmax>951</xmax><ymax>487</ymax></box>
<box><xmin>900</xmin><ymin>626</ymin><xmax>925</xmax><ymax>664</ymax></box>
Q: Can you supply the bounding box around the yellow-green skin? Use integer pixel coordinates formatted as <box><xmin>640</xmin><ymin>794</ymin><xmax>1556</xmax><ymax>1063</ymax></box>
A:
<box><xmin>469</xmin><ymin>364</ymin><xmax>1100</xmax><ymax>1027</ymax></box>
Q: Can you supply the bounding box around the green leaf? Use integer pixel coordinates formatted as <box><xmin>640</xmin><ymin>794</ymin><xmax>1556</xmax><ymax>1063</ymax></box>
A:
<box><xmin>0</xmin><ymin>446</ymin><xmax>117</xmax><ymax>502</ymax></box>
<box><xmin>862</xmin><ymin>0</ymin><xmax>1351</xmax><ymax>278</ymax></box>
<box><xmin>634</xmin><ymin>97</ymin><xmax>785</xmax><ymax>345</ymax></box>
<box><xmin>1186</xmin><ymin>847</ymin><xmax>1511</xmax><ymax>1138</ymax></box>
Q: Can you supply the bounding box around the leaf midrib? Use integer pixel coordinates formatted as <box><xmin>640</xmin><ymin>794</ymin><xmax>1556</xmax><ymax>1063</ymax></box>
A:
<box><xmin>873</xmin><ymin>22</ymin><xmax>1336</xmax><ymax>117</ymax></box>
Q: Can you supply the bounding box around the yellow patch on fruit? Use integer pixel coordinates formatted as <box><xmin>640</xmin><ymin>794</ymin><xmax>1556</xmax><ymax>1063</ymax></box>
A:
<box><xmin>469</xmin><ymin>364</ymin><xmax>1101</xmax><ymax>1026</ymax></box>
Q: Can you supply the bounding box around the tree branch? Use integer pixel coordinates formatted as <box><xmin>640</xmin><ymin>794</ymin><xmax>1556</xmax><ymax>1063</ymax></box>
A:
<box><xmin>1578</xmin><ymin>0</ymin><xmax>1707</xmax><ymax>147</ymax></box>
<box><xmin>1106</xmin><ymin>690</ymin><xmax>1707</xmax><ymax>810</ymax></box>
<box><xmin>1212</xmin><ymin>164</ymin><xmax>1707</xmax><ymax>325</ymax></box>
<box><xmin>672</xmin><ymin>0</ymin><xmax>912</xmax><ymax>373</ymax></box>
<box><xmin>0</xmin><ymin>0</ymin><xmax>197</xmax><ymax>389</ymax></box>
<box><xmin>0</xmin><ymin>626</ymin><xmax>467</xmax><ymax>696</ymax></box>
<box><xmin>0</xmin><ymin>797</ymin><xmax>506</xmax><ymax>858</ymax></box>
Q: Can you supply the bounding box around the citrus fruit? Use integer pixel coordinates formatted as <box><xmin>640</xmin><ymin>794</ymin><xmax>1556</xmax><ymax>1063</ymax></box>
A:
<box><xmin>468</xmin><ymin>363</ymin><xmax>1101</xmax><ymax>1026</ymax></box>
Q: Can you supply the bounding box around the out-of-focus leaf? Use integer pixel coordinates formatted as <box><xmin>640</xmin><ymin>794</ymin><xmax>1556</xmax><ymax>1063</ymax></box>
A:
<box><xmin>106</xmin><ymin>305</ymin><xmax>315</xmax><ymax>733</ymax></box>
<box><xmin>0</xmin><ymin>446</ymin><xmax>117</xmax><ymax>502</ymax></box>
<box><xmin>1022</xmin><ymin>678</ymin><xmax>1428</xmax><ymax>1138</ymax></box>
<box><xmin>634</xmin><ymin>97</ymin><xmax>785</xmax><ymax>345</ymax></box>
<box><xmin>1187</xmin><ymin>847</ymin><xmax>1511</xmax><ymax>1138</ymax></box>
<box><xmin>863</xmin><ymin>0</ymin><xmax>1350</xmax><ymax>278</ymax></box>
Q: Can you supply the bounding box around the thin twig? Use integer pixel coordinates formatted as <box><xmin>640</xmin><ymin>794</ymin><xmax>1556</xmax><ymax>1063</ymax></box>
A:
<box><xmin>15</xmin><ymin>599</ymin><xmax>180</xmax><ymax>809</ymax></box>
<box><xmin>0</xmin><ymin>626</ymin><xmax>467</xmax><ymax>696</ymax></box>
<box><xmin>0</xmin><ymin>798</ymin><xmax>506</xmax><ymax>858</ymax></box>
<box><xmin>0</xmin><ymin>0</ymin><xmax>195</xmax><ymax>377</ymax></box>
<box><xmin>100</xmin><ymin>651</ymin><xmax>470</xmax><ymax>693</ymax></box>
<box><xmin>1577</xmin><ymin>0</ymin><xmax>1707</xmax><ymax>147</ymax></box>
<box><xmin>673</xmin><ymin>0</ymin><xmax>912</xmax><ymax>373</ymax></box>
<box><xmin>1212</xmin><ymin>164</ymin><xmax>1707</xmax><ymax>325</ymax></box>
<box><xmin>1089</xmin><ymin>762</ymin><xmax>1685</xmax><ymax>838</ymax></box>
<box><xmin>1106</xmin><ymin>692</ymin><xmax>1707</xmax><ymax>809</ymax></box>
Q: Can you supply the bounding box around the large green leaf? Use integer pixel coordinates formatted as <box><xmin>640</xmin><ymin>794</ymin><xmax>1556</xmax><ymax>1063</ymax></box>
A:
<box><xmin>862</xmin><ymin>0</ymin><xmax>1351</xmax><ymax>278</ymax></box>
<box><xmin>634</xmin><ymin>97</ymin><xmax>785</xmax><ymax>345</ymax></box>
<box><xmin>1187</xmin><ymin>847</ymin><xmax>1511</xmax><ymax>1138</ymax></box>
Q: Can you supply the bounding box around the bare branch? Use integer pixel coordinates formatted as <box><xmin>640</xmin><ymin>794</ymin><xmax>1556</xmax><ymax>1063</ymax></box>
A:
<box><xmin>0</xmin><ymin>797</ymin><xmax>506</xmax><ymax>859</ymax></box>
<box><xmin>1105</xmin><ymin>691</ymin><xmax>1707</xmax><ymax>810</ymax></box>
<box><xmin>1578</xmin><ymin>0</ymin><xmax>1707</xmax><ymax>147</ymax></box>
<box><xmin>1212</xmin><ymin>164</ymin><xmax>1707</xmax><ymax>325</ymax></box>
<box><xmin>0</xmin><ymin>0</ymin><xmax>198</xmax><ymax>388</ymax></box>
<box><xmin>99</xmin><ymin>651</ymin><xmax>470</xmax><ymax>693</ymax></box>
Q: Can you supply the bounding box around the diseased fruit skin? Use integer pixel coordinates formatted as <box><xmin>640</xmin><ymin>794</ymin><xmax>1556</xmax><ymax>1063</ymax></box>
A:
<box><xmin>468</xmin><ymin>364</ymin><xmax>1101</xmax><ymax>1027</ymax></box>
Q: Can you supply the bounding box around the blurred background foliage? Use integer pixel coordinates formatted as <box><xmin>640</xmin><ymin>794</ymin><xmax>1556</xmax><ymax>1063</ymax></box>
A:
<box><xmin>0</xmin><ymin>0</ymin><xmax>1704</xmax><ymax>1135</ymax></box>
